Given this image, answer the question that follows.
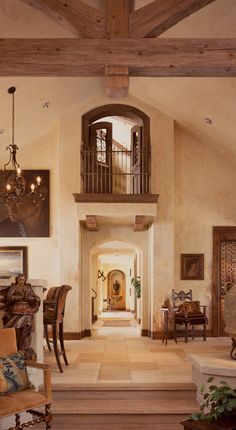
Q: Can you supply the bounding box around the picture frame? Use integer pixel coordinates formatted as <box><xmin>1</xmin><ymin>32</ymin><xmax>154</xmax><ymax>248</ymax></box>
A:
<box><xmin>181</xmin><ymin>253</ymin><xmax>204</xmax><ymax>280</ymax></box>
<box><xmin>0</xmin><ymin>246</ymin><xmax>28</xmax><ymax>279</ymax></box>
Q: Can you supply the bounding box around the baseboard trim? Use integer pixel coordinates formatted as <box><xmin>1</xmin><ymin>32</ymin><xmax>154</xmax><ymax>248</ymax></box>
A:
<box><xmin>82</xmin><ymin>329</ymin><xmax>92</xmax><ymax>338</ymax></box>
<box><xmin>141</xmin><ymin>329</ymin><xmax>149</xmax><ymax>337</ymax></box>
<box><xmin>64</xmin><ymin>332</ymin><xmax>82</xmax><ymax>340</ymax></box>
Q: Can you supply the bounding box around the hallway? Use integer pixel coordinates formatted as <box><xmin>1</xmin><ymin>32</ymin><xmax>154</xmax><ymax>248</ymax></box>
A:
<box><xmin>44</xmin><ymin>316</ymin><xmax>232</xmax><ymax>385</ymax></box>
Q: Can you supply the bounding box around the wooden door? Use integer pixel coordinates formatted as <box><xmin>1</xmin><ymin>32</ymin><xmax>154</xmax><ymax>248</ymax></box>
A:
<box><xmin>130</xmin><ymin>125</ymin><xmax>143</xmax><ymax>194</ymax></box>
<box><xmin>212</xmin><ymin>227</ymin><xmax>236</xmax><ymax>336</ymax></box>
<box><xmin>86</xmin><ymin>122</ymin><xmax>112</xmax><ymax>193</ymax></box>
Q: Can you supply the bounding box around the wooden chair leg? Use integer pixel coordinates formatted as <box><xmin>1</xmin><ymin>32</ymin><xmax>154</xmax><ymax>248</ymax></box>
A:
<box><xmin>59</xmin><ymin>321</ymin><xmax>69</xmax><ymax>365</ymax></box>
<box><xmin>45</xmin><ymin>404</ymin><xmax>52</xmax><ymax>430</ymax></box>
<box><xmin>173</xmin><ymin>323</ymin><xmax>177</xmax><ymax>343</ymax></box>
<box><xmin>192</xmin><ymin>325</ymin><xmax>195</xmax><ymax>339</ymax></box>
<box><xmin>15</xmin><ymin>413</ymin><xmax>21</xmax><ymax>429</ymax></box>
<box><xmin>44</xmin><ymin>324</ymin><xmax>51</xmax><ymax>352</ymax></box>
<box><xmin>203</xmin><ymin>323</ymin><xmax>206</xmax><ymax>341</ymax></box>
<box><xmin>184</xmin><ymin>322</ymin><xmax>188</xmax><ymax>343</ymax></box>
<box><xmin>52</xmin><ymin>323</ymin><xmax>63</xmax><ymax>373</ymax></box>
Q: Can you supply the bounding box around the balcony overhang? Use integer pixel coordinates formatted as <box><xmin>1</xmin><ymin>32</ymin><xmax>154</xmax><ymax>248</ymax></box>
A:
<box><xmin>73</xmin><ymin>194</ymin><xmax>159</xmax><ymax>231</ymax></box>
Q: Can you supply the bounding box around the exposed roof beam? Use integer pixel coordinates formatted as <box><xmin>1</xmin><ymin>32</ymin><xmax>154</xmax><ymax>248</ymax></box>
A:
<box><xmin>134</xmin><ymin>216</ymin><xmax>145</xmax><ymax>232</ymax></box>
<box><xmin>19</xmin><ymin>0</ymin><xmax>104</xmax><ymax>38</ymax></box>
<box><xmin>86</xmin><ymin>216</ymin><xmax>98</xmax><ymax>231</ymax></box>
<box><xmin>130</xmin><ymin>0</ymin><xmax>216</xmax><ymax>39</ymax></box>
<box><xmin>0</xmin><ymin>38</ymin><xmax>235</xmax><ymax>77</ymax></box>
<box><xmin>105</xmin><ymin>0</ymin><xmax>129</xmax><ymax>98</ymax></box>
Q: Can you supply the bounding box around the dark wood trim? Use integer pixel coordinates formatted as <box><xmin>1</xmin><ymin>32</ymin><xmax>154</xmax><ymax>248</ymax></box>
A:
<box><xmin>82</xmin><ymin>329</ymin><xmax>92</xmax><ymax>338</ymax></box>
<box><xmin>63</xmin><ymin>332</ymin><xmax>82</xmax><ymax>340</ymax></box>
<box><xmin>74</xmin><ymin>193</ymin><xmax>159</xmax><ymax>203</ymax></box>
<box><xmin>141</xmin><ymin>329</ymin><xmax>148</xmax><ymax>336</ymax></box>
<box><xmin>212</xmin><ymin>226</ymin><xmax>236</xmax><ymax>337</ymax></box>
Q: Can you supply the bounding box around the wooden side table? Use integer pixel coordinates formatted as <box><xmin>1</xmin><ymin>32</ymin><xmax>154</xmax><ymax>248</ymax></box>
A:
<box><xmin>182</xmin><ymin>418</ymin><xmax>236</xmax><ymax>430</ymax></box>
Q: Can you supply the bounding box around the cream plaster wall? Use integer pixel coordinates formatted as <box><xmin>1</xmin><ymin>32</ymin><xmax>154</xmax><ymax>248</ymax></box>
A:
<box><xmin>174</xmin><ymin>124</ymin><xmax>236</xmax><ymax>330</ymax></box>
<box><xmin>2</xmin><ymin>89</ymin><xmax>235</xmax><ymax>337</ymax></box>
<box><xmin>0</xmin><ymin>127</ymin><xmax>59</xmax><ymax>286</ymax></box>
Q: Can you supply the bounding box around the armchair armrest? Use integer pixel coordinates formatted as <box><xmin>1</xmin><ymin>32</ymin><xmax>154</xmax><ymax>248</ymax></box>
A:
<box><xmin>26</xmin><ymin>360</ymin><xmax>52</xmax><ymax>403</ymax></box>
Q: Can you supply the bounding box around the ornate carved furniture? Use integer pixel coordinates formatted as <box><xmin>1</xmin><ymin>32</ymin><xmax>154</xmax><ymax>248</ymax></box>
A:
<box><xmin>0</xmin><ymin>327</ymin><xmax>52</xmax><ymax>430</ymax></box>
<box><xmin>2</xmin><ymin>275</ymin><xmax>41</xmax><ymax>361</ymax></box>
<box><xmin>43</xmin><ymin>285</ymin><xmax>72</xmax><ymax>373</ymax></box>
<box><xmin>172</xmin><ymin>289</ymin><xmax>208</xmax><ymax>343</ymax></box>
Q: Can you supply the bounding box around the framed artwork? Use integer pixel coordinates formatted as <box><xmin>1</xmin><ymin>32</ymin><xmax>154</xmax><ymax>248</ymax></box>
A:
<box><xmin>181</xmin><ymin>253</ymin><xmax>204</xmax><ymax>280</ymax></box>
<box><xmin>0</xmin><ymin>170</ymin><xmax>49</xmax><ymax>237</ymax></box>
<box><xmin>0</xmin><ymin>246</ymin><xmax>28</xmax><ymax>279</ymax></box>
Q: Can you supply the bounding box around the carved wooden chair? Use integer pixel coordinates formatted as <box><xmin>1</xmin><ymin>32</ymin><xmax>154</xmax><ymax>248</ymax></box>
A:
<box><xmin>172</xmin><ymin>289</ymin><xmax>208</xmax><ymax>343</ymax></box>
<box><xmin>0</xmin><ymin>327</ymin><xmax>52</xmax><ymax>430</ymax></box>
<box><xmin>43</xmin><ymin>285</ymin><xmax>72</xmax><ymax>373</ymax></box>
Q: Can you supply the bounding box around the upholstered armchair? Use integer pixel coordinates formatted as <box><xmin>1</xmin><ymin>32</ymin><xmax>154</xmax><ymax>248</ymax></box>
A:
<box><xmin>172</xmin><ymin>289</ymin><xmax>208</xmax><ymax>343</ymax></box>
<box><xmin>0</xmin><ymin>327</ymin><xmax>52</xmax><ymax>430</ymax></box>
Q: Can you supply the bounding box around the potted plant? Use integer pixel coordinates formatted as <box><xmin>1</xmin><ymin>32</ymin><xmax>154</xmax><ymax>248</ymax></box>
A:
<box><xmin>183</xmin><ymin>377</ymin><xmax>236</xmax><ymax>429</ymax></box>
<box><xmin>131</xmin><ymin>276</ymin><xmax>141</xmax><ymax>299</ymax></box>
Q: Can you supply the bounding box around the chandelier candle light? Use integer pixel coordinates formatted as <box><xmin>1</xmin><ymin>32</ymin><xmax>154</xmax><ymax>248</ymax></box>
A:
<box><xmin>0</xmin><ymin>87</ymin><xmax>45</xmax><ymax>207</ymax></box>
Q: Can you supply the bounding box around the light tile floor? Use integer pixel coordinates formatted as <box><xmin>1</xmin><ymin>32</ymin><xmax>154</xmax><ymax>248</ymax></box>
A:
<box><xmin>44</xmin><ymin>313</ymin><xmax>233</xmax><ymax>385</ymax></box>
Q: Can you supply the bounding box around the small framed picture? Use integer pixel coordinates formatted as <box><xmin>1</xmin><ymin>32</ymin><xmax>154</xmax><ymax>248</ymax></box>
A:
<box><xmin>0</xmin><ymin>246</ymin><xmax>28</xmax><ymax>279</ymax></box>
<box><xmin>181</xmin><ymin>253</ymin><xmax>204</xmax><ymax>280</ymax></box>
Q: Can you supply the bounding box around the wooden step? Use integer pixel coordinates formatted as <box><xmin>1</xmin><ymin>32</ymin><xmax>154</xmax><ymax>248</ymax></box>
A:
<box><xmin>52</xmin><ymin>382</ymin><xmax>197</xmax><ymax>401</ymax></box>
<box><xmin>35</xmin><ymin>383</ymin><xmax>198</xmax><ymax>429</ymax></box>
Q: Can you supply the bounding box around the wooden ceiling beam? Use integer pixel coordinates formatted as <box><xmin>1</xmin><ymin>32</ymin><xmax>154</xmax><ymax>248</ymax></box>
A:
<box><xmin>19</xmin><ymin>0</ymin><xmax>104</xmax><ymax>38</ymax></box>
<box><xmin>0</xmin><ymin>38</ymin><xmax>236</xmax><ymax>77</ymax></box>
<box><xmin>104</xmin><ymin>0</ymin><xmax>129</xmax><ymax>98</ymax></box>
<box><xmin>134</xmin><ymin>216</ymin><xmax>145</xmax><ymax>232</ymax></box>
<box><xmin>130</xmin><ymin>0</ymin><xmax>216</xmax><ymax>39</ymax></box>
<box><xmin>86</xmin><ymin>215</ymin><xmax>98</xmax><ymax>231</ymax></box>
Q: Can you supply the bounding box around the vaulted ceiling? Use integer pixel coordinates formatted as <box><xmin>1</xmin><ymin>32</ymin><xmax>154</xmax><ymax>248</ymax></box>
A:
<box><xmin>0</xmin><ymin>0</ymin><xmax>235</xmax><ymax>157</ymax></box>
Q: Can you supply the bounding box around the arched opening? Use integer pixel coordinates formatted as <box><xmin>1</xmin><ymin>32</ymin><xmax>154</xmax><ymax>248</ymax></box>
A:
<box><xmin>89</xmin><ymin>238</ymin><xmax>144</xmax><ymax>334</ymax></box>
<box><xmin>81</xmin><ymin>104</ymin><xmax>151</xmax><ymax>195</ymax></box>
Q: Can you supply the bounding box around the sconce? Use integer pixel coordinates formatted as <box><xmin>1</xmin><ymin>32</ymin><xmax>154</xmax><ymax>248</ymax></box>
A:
<box><xmin>98</xmin><ymin>270</ymin><xmax>106</xmax><ymax>281</ymax></box>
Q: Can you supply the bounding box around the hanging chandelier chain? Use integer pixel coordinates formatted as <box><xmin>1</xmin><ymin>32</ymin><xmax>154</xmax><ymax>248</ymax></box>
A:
<box><xmin>12</xmin><ymin>90</ymin><xmax>15</xmax><ymax>147</ymax></box>
<box><xmin>0</xmin><ymin>86</ymin><xmax>46</xmax><ymax>209</ymax></box>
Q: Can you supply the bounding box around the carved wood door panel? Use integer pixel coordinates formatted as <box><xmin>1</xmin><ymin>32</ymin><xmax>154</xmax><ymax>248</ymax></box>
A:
<box><xmin>130</xmin><ymin>125</ymin><xmax>143</xmax><ymax>194</ymax></box>
<box><xmin>212</xmin><ymin>227</ymin><xmax>236</xmax><ymax>336</ymax></box>
<box><xmin>86</xmin><ymin>121</ymin><xmax>112</xmax><ymax>193</ymax></box>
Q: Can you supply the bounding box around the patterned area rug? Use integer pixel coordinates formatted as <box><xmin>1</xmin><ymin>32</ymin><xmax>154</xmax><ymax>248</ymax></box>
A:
<box><xmin>102</xmin><ymin>319</ymin><xmax>132</xmax><ymax>326</ymax></box>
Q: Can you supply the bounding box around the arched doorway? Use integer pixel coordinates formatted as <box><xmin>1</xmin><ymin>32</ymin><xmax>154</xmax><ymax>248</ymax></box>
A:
<box><xmin>81</xmin><ymin>104</ymin><xmax>151</xmax><ymax>195</ymax></box>
<box><xmin>107</xmin><ymin>269</ymin><xmax>126</xmax><ymax>311</ymax></box>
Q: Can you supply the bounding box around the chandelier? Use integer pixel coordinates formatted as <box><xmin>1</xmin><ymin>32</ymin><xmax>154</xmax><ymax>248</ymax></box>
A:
<box><xmin>0</xmin><ymin>86</ymin><xmax>45</xmax><ymax>207</ymax></box>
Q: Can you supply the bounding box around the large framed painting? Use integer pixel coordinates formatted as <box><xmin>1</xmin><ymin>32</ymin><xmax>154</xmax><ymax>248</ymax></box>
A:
<box><xmin>0</xmin><ymin>246</ymin><xmax>28</xmax><ymax>279</ymax></box>
<box><xmin>181</xmin><ymin>253</ymin><xmax>204</xmax><ymax>280</ymax></box>
<box><xmin>0</xmin><ymin>170</ymin><xmax>49</xmax><ymax>237</ymax></box>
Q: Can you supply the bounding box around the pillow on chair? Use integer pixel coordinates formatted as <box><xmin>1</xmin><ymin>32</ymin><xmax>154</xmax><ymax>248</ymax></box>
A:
<box><xmin>0</xmin><ymin>351</ymin><xmax>34</xmax><ymax>395</ymax></box>
<box><xmin>178</xmin><ymin>301</ymin><xmax>200</xmax><ymax>314</ymax></box>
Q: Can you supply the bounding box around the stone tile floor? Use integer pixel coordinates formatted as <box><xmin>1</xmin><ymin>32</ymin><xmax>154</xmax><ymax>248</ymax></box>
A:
<box><xmin>43</xmin><ymin>312</ymin><xmax>233</xmax><ymax>385</ymax></box>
